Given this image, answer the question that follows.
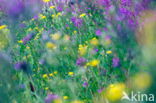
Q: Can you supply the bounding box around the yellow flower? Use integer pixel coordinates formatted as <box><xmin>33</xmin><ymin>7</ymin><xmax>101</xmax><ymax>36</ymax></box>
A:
<box><xmin>78</xmin><ymin>44</ymin><xmax>88</xmax><ymax>56</ymax></box>
<box><xmin>49</xmin><ymin>73</ymin><xmax>54</xmax><ymax>77</ymax></box>
<box><xmin>39</xmin><ymin>14</ymin><xmax>46</xmax><ymax>19</ymax></box>
<box><xmin>105</xmin><ymin>83</ymin><xmax>126</xmax><ymax>102</ymax></box>
<box><xmin>54</xmin><ymin>71</ymin><xmax>58</xmax><ymax>74</ymax></box>
<box><xmin>52</xmin><ymin>14</ymin><xmax>56</xmax><ymax>18</ymax></box>
<box><xmin>63</xmin><ymin>96</ymin><xmax>69</xmax><ymax>100</ymax></box>
<box><xmin>51</xmin><ymin>33</ymin><xmax>61</xmax><ymax>40</ymax></box>
<box><xmin>68</xmin><ymin>72</ymin><xmax>74</xmax><ymax>76</ymax></box>
<box><xmin>0</xmin><ymin>25</ymin><xmax>7</xmax><ymax>30</ymax></box>
<box><xmin>90</xmin><ymin>38</ymin><xmax>99</xmax><ymax>46</ymax></box>
<box><xmin>106</xmin><ymin>50</ymin><xmax>112</xmax><ymax>54</ymax></box>
<box><xmin>71</xmin><ymin>100</ymin><xmax>84</xmax><ymax>103</ymax></box>
<box><xmin>31</xmin><ymin>18</ymin><xmax>34</xmax><ymax>21</ymax></box>
<box><xmin>56</xmin><ymin>12</ymin><xmax>62</xmax><ymax>17</ymax></box>
<box><xmin>50</xmin><ymin>6</ymin><xmax>55</xmax><ymax>9</ymax></box>
<box><xmin>0</xmin><ymin>28</ymin><xmax>9</xmax><ymax>49</ymax></box>
<box><xmin>26</xmin><ymin>46</ymin><xmax>30</xmax><ymax>49</ymax></box>
<box><xmin>133</xmin><ymin>72</ymin><xmax>152</xmax><ymax>90</ymax></box>
<box><xmin>27</xmin><ymin>28</ymin><xmax>32</xmax><ymax>32</ymax></box>
<box><xmin>53</xmin><ymin>99</ymin><xmax>62</xmax><ymax>103</ymax></box>
<box><xmin>42</xmin><ymin>74</ymin><xmax>48</xmax><ymax>78</ymax></box>
<box><xmin>45</xmin><ymin>87</ymin><xmax>49</xmax><ymax>90</ymax></box>
<box><xmin>79</xmin><ymin>13</ymin><xmax>86</xmax><ymax>18</ymax></box>
<box><xmin>43</xmin><ymin>0</ymin><xmax>50</xmax><ymax>3</ymax></box>
<box><xmin>46</xmin><ymin>42</ymin><xmax>56</xmax><ymax>49</ymax></box>
<box><xmin>88</xmin><ymin>59</ymin><xmax>100</xmax><ymax>67</ymax></box>
<box><xmin>18</xmin><ymin>40</ymin><xmax>23</xmax><ymax>43</ymax></box>
<box><xmin>73</xmin><ymin>31</ymin><xmax>77</xmax><ymax>34</ymax></box>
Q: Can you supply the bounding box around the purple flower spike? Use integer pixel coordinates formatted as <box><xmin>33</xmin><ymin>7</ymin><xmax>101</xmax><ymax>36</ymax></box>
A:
<box><xmin>76</xmin><ymin>57</ymin><xmax>87</xmax><ymax>66</ymax></box>
<box><xmin>22</xmin><ymin>33</ymin><xmax>35</xmax><ymax>44</ymax></box>
<box><xmin>96</xmin><ymin>29</ymin><xmax>102</xmax><ymax>36</ymax></box>
<box><xmin>82</xmin><ymin>82</ymin><xmax>88</xmax><ymax>87</ymax></box>
<box><xmin>112</xmin><ymin>57</ymin><xmax>120</xmax><ymax>68</ymax></box>
<box><xmin>71</xmin><ymin>17</ymin><xmax>83</xmax><ymax>28</ymax></box>
<box><xmin>45</xmin><ymin>94</ymin><xmax>59</xmax><ymax>103</ymax></box>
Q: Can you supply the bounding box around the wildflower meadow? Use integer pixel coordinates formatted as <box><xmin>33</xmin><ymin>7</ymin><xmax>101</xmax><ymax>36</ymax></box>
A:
<box><xmin>0</xmin><ymin>0</ymin><xmax>156</xmax><ymax>103</ymax></box>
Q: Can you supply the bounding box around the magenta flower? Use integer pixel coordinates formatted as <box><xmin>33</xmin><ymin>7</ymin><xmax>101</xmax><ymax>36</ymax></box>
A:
<box><xmin>96</xmin><ymin>29</ymin><xmax>102</xmax><ymax>36</ymax></box>
<box><xmin>112</xmin><ymin>57</ymin><xmax>120</xmax><ymax>68</ymax></box>
<box><xmin>105</xmin><ymin>35</ymin><xmax>111</xmax><ymax>40</ymax></box>
<box><xmin>76</xmin><ymin>57</ymin><xmax>87</xmax><ymax>66</ymax></box>
<box><xmin>71</xmin><ymin>16</ymin><xmax>83</xmax><ymax>28</ymax></box>
<box><xmin>97</xmin><ymin>88</ymin><xmax>104</xmax><ymax>93</ymax></box>
<box><xmin>45</xmin><ymin>94</ymin><xmax>59</xmax><ymax>103</ymax></box>
<box><xmin>82</xmin><ymin>82</ymin><xmax>88</xmax><ymax>87</ymax></box>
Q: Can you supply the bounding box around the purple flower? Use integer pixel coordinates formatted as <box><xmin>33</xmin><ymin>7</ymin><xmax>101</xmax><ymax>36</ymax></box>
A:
<box><xmin>22</xmin><ymin>33</ymin><xmax>35</xmax><ymax>44</ymax></box>
<box><xmin>7</xmin><ymin>0</ymin><xmax>25</xmax><ymax>18</ymax></box>
<box><xmin>82</xmin><ymin>82</ymin><xmax>88</xmax><ymax>87</ymax></box>
<box><xmin>96</xmin><ymin>29</ymin><xmax>102</xmax><ymax>36</ymax></box>
<box><xmin>94</xmin><ymin>48</ymin><xmax>99</xmax><ymax>52</ymax></box>
<box><xmin>112</xmin><ymin>57</ymin><xmax>120</xmax><ymax>68</ymax></box>
<box><xmin>33</xmin><ymin>15</ymin><xmax>39</xmax><ymax>20</ymax></box>
<box><xmin>57</xmin><ymin>4</ymin><xmax>63</xmax><ymax>12</ymax></box>
<box><xmin>97</xmin><ymin>0</ymin><xmax>111</xmax><ymax>10</ymax></box>
<box><xmin>120</xmin><ymin>0</ymin><xmax>133</xmax><ymax>7</ymax></box>
<box><xmin>71</xmin><ymin>17</ymin><xmax>83</xmax><ymax>28</ymax></box>
<box><xmin>76</xmin><ymin>57</ymin><xmax>87</xmax><ymax>66</ymax></box>
<box><xmin>97</xmin><ymin>88</ymin><xmax>104</xmax><ymax>93</ymax></box>
<box><xmin>45</xmin><ymin>94</ymin><xmax>59</xmax><ymax>103</ymax></box>
<box><xmin>105</xmin><ymin>35</ymin><xmax>111</xmax><ymax>40</ymax></box>
<box><xmin>14</xmin><ymin>62</ymin><xmax>29</xmax><ymax>72</ymax></box>
<box><xmin>19</xmin><ymin>23</ymin><xmax>26</xmax><ymax>28</ymax></box>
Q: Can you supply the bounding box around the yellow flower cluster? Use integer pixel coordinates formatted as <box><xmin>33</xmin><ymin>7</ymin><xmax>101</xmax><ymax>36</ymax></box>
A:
<box><xmin>78</xmin><ymin>44</ymin><xmax>88</xmax><ymax>56</ymax></box>
<box><xmin>87</xmin><ymin>59</ymin><xmax>100</xmax><ymax>67</ymax></box>
<box><xmin>0</xmin><ymin>27</ymin><xmax>10</xmax><ymax>49</ymax></box>
<box><xmin>50</xmin><ymin>6</ymin><xmax>55</xmax><ymax>9</ymax></box>
<box><xmin>43</xmin><ymin>0</ymin><xmax>50</xmax><ymax>3</ymax></box>
<box><xmin>39</xmin><ymin>14</ymin><xmax>46</xmax><ymax>19</ymax></box>
<box><xmin>90</xmin><ymin>38</ymin><xmax>99</xmax><ymax>46</ymax></box>
<box><xmin>68</xmin><ymin>72</ymin><xmax>74</xmax><ymax>76</ymax></box>
<box><xmin>51</xmin><ymin>33</ymin><xmax>61</xmax><ymax>40</ymax></box>
<box><xmin>79</xmin><ymin>13</ymin><xmax>86</xmax><ymax>18</ymax></box>
<box><xmin>46</xmin><ymin>42</ymin><xmax>57</xmax><ymax>49</ymax></box>
<box><xmin>52</xmin><ymin>12</ymin><xmax>62</xmax><ymax>18</ymax></box>
<box><xmin>133</xmin><ymin>72</ymin><xmax>152</xmax><ymax>90</ymax></box>
<box><xmin>105</xmin><ymin>83</ymin><xmax>126</xmax><ymax>102</ymax></box>
<box><xmin>106</xmin><ymin>50</ymin><xmax>112</xmax><ymax>54</ymax></box>
<box><xmin>0</xmin><ymin>25</ymin><xmax>7</xmax><ymax>30</ymax></box>
<box><xmin>63</xmin><ymin>96</ymin><xmax>69</xmax><ymax>100</ymax></box>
